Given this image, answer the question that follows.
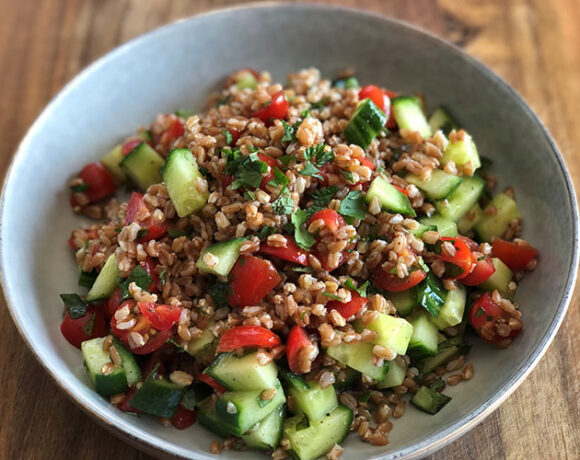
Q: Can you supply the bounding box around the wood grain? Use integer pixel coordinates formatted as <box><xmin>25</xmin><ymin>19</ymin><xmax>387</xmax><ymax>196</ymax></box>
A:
<box><xmin>0</xmin><ymin>1</ymin><xmax>578</xmax><ymax>459</ymax></box>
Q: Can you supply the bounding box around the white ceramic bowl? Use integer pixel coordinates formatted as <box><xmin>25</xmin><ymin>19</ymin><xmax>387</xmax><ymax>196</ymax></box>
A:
<box><xmin>1</xmin><ymin>4</ymin><xmax>577</xmax><ymax>459</ymax></box>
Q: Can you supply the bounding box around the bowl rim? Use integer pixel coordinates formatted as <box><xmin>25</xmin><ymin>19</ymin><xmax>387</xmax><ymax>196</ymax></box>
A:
<box><xmin>1</xmin><ymin>2</ymin><xmax>578</xmax><ymax>459</ymax></box>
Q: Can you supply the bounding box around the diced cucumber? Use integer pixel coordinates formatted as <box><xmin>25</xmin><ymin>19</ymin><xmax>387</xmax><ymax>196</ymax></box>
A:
<box><xmin>475</xmin><ymin>193</ymin><xmax>522</xmax><ymax>242</ymax></box>
<box><xmin>407</xmin><ymin>312</ymin><xmax>439</xmax><ymax>361</ymax></box>
<box><xmin>282</xmin><ymin>370</ymin><xmax>338</xmax><ymax>422</ymax></box>
<box><xmin>366</xmin><ymin>176</ymin><xmax>416</xmax><ymax>216</ymax></box>
<box><xmin>185</xmin><ymin>324</ymin><xmax>216</xmax><ymax>357</ymax></box>
<box><xmin>333</xmin><ymin>77</ymin><xmax>360</xmax><ymax>89</ymax></box>
<box><xmin>161</xmin><ymin>148</ymin><xmax>208</xmax><ymax>217</ymax></box>
<box><xmin>418</xmin><ymin>337</ymin><xmax>468</xmax><ymax>374</ymax></box>
<box><xmin>411</xmin><ymin>385</ymin><xmax>451</xmax><ymax>414</ymax></box>
<box><xmin>441</xmin><ymin>132</ymin><xmax>481</xmax><ymax>169</ymax></box>
<box><xmin>419</xmin><ymin>214</ymin><xmax>458</xmax><ymax>237</ymax></box>
<box><xmin>215</xmin><ymin>380</ymin><xmax>285</xmax><ymax>436</ymax></box>
<box><xmin>196</xmin><ymin>238</ymin><xmax>245</xmax><ymax>276</ymax></box>
<box><xmin>406</xmin><ymin>170</ymin><xmax>462</xmax><ymax>200</ymax></box>
<box><xmin>326</xmin><ymin>342</ymin><xmax>388</xmax><ymax>382</ymax></box>
<box><xmin>180</xmin><ymin>383</ymin><xmax>212</xmax><ymax>411</ymax></box>
<box><xmin>333</xmin><ymin>367</ymin><xmax>360</xmax><ymax>389</ymax></box>
<box><xmin>435</xmin><ymin>175</ymin><xmax>484</xmax><ymax>221</ymax></box>
<box><xmin>283</xmin><ymin>405</ymin><xmax>353</xmax><ymax>460</ymax></box>
<box><xmin>409</xmin><ymin>223</ymin><xmax>437</xmax><ymax>238</ymax></box>
<box><xmin>198</xmin><ymin>397</ymin><xmax>234</xmax><ymax>438</ymax></box>
<box><xmin>101</xmin><ymin>145</ymin><xmax>126</xmax><ymax>182</ymax></box>
<box><xmin>392</xmin><ymin>96</ymin><xmax>432</xmax><ymax>138</ymax></box>
<box><xmin>344</xmin><ymin>98</ymin><xmax>388</xmax><ymax>149</ymax></box>
<box><xmin>129</xmin><ymin>365</ymin><xmax>184</xmax><ymax>417</ymax></box>
<box><xmin>456</xmin><ymin>203</ymin><xmax>483</xmax><ymax>234</ymax></box>
<box><xmin>86</xmin><ymin>254</ymin><xmax>119</xmax><ymax>302</ymax></box>
<box><xmin>428</xmin><ymin>106</ymin><xmax>459</xmax><ymax>136</ymax></box>
<box><xmin>204</xmin><ymin>351</ymin><xmax>278</xmax><ymax>392</ymax></box>
<box><xmin>416</xmin><ymin>273</ymin><xmax>447</xmax><ymax>318</ymax></box>
<box><xmin>137</xmin><ymin>129</ymin><xmax>153</xmax><ymax>143</ymax></box>
<box><xmin>353</xmin><ymin>313</ymin><xmax>414</xmax><ymax>355</ymax></box>
<box><xmin>429</xmin><ymin>284</ymin><xmax>467</xmax><ymax>330</ymax></box>
<box><xmin>376</xmin><ymin>359</ymin><xmax>408</xmax><ymax>389</ymax></box>
<box><xmin>384</xmin><ymin>288</ymin><xmax>417</xmax><ymax>316</ymax></box>
<box><xmin>242</xmin><ymin>404</ymin><xmax>285</xmax><ymax>450</ymax></box>
<box><xmin>81</xmin><ymin>337</ymin><xmax>127</xmax><ymax>396</ymax></box>
<box><xmin>113</xmin><ymin>338</ymin><xmax>141</xmax><ymax>385</ymax></box>
<box><xmin>235</xmin><ymin>71</ymin><xmax>258</xmax><ymax>90</ymax></box>
<box><xmin>480</xmin><ymin>257</ymin><xmax>514</xmax><ymax>298</ymax></box>
<box><xmin>120</xmin><ymin>142</ymin><xmax>164</xmax><ymax>191</ymax></box>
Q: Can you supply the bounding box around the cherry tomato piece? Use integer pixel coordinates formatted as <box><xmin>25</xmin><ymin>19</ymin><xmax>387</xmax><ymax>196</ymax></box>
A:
<box><xmin>121</xmin><ymin>139</ymin><xmax>144</xmax><ymax>156</ymax></box>
<box><xmin>327</xmin><ymin>292</ymin><xmax>368</xmax><ymax>319</ymax></box>
<box><xmin>252</xmin><ymin>91</ymin><xmax>289</xmax><ymax>125</ymax></box>
<box><xmin>359</xmin><ymin>85</ymin><xmax>387</xmax><ymax>112</ymax></box>
<box><xmin>139</xmin><ymin>257</ymin><xmax>160</xmax><ymax>292</ymax></box>
<box><xmin>116</xmin><ymin>386</ymin><xmax>142</xmax><ymax>414</ymax></box>
<box><xmin>258</xmin><ymin>154</ymin><xmax>279</xmax><ymax>189</ymax></box>
<box><xmin>159</xmin><ymin>116</ymin><xmax>185</xmax><ymax>151</ymax></box>
<box><xmin>171</xmin><ymin>406</ymin><xmax>197</xmax><ymax>430</ymax></box>
<box><xmin>72</xmin><ymin>162</ymin><xmax>116</xmax><ymax>205</ymax></box>
<box><xmin>373</xmin><ymin>268</ymin><xmax>427</xmax><ymax>292</ymax></box>
<box><xmin>440</xmin><ymin>237</ymin><xmax>475</xmax><ymax>280</ymax></box>
<box><xmin>491</xmin><ymin>239</ymin><xmax>539</xmax><ymax>271</ymax></box>
<box><xmin>216</xmin><ymin>325</ymin><xmax>281</xmax><ymax>353</ymax></box>
<box><xmin>259</xmin><ymin>237</ymin><xmax>310</xmax><ymax>266</ymax></box>
<box><xmin>138</xmin><ymin>302</ymin><xmax>182</xmax><ymax>331</ymax></box>
<box><xmin>461</xmin><ymin>256</ymin><xmax>496</xmax><ymax>286</ymax></box>
<box><xmin>469</xmin><ymin>292</ymin><xmax>522</xmax><ymax>345</ymax></box>
<box><xmin>105</xmin><ymin>287</ymin><xmax>124</xmax><ymax>319</ymax></box>
<box><xmin>228</xmin><ymin>128</ymin><xmax>242</xmax><ymax>146</ymax></box>
<box><xmin>228</xmin><ymin>256</ymin><xmax>281</xmax><ymax>307</ymax></box>
<box><xmin>60</xmin><ymin>306</ymin><xmax>106</xmax><ymax>349</ymax></box>
<box><xmin>286</xmin><ymin>325</ymin><xmax>313</xmax><ymax>374</ymax></box>
<box><xmin>130</xmin><ymin>328</ymin><xmax>175</xmax><ymax>355</ymax></box>
<box><xmin>125</xmin><ymin>192</ymin><xmax>168</xmax><ymax>242</ymax></box>
<box><xmin>393</xmin><ymin>185</ymin><xmax>409</xmax><ymax>196</ymax></box>
<box><xmin>307</xmin><ymin>209</ymin><xmax>346</xmax><ymax>233</ymax></box>
<box><xmin>199</xmin><ymin>374</ymin><xmax>227</xmax><ymax>393</ymax></box>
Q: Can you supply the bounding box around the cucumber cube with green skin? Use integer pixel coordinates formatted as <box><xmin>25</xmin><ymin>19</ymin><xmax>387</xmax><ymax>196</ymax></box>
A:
<box><xmin>419</xmin><ymin>345</ymin><xmax>461</xmax><ymax>374</ymax></box>
<box><xmin>215</xmin><ymin>380</ymin><xmax>285</xmax><ymax>436</ymax></box>
<box><xmin>185</xmin><ymin>323</ymin><xmax>216</xmax><ymax>357</ymax></box>
<box><xmin>391</xmin><ymin>96</ymin><xmax>432</xmax><ymax>138</ymax></box>
<box><xmin>441</xmin><ymin>132</ymin><xmax>481</xmax><ymax>169</ymax></box>
<box><xmin>435</xmin><ymin>175</ymin><xmax>485</xmax><ymax>221</ymax></box>
<box><xmin>409</xmin><ymin>223</ymin><xmax>437</xmax><ymax>238</ymax></box>
<box><xmin>283</xmin><ymin>405</ymin><xmax>353</xmax><ymax>460</ymax></box>
<box><xmin>419</xmin><ymin>214</ymin><xmax>458</xmax><ymax>237</ymax></box>
<box><xmin>204</xmin><ymin>351</ymin><xmax>279</xmax><ymax>392</ymax></box>
<box><xmin>407</xmin><ymin>312</ymin><xmax>439</xmax><ymax>361</ymax></box>
<box><xmin>282</xmin><ymin>371</ymin><xmax>338</xmax><ymax>422</ymax></box>
<box><xmin>86</xmin><ymin>254</ymin><xmax>119</xmax><ymax>302</ymax></box>
<box><xmin>428</xmin><ymin>106</ymin><xmax>459</xmax><ymax>136</ymax></box>
<box><xmin>81</xmin><ymin>337</ymin><xmax>127</xmax><ymax>396</ymax></box>
<box><xmin>129</xmin><ymin>366</ymin><xmax>184</xmax><ymax>418</ymax></box>
<box><xmin>120</xmin><ymin>142</ymin><xmax>165</xmax><ymax>191</ymax></box>
<box><xmin>101</xmin><ymin>144</ymin><xmax>126</xmax><ymax>182</ymax></box>
<box><xmin>162</xmin><ymin>148</ymin><xmax>209</xmax><ymax>217</ymax></box>
<box><xmin>113</xmin><ymin>338</ymin><xmax>141</xmax><ymax>385</ymax></box>
<box><xmin>326</xmin><ymin>342</ymin><xmax>388</xmax><ymax>381</ymax></box>
<box><xmin>406</xmin><ymin>170</ymin><xmax>462</xmax><ymax>201</ymax></box>
<box><xmin>344</xmin><ymin>98</ymin><xmax>388</xmax><ymax>149</ymax></box>
<box><xmin>242</xmin><ymin>404</ymin><xmax>286</xmax><ymax>450</ymax></box>
<box><xmin>198</xmin><ymin>397</ymin><xmax>233</xmax><ymax>438</ymax></box>
<box><xmin>376</xmin><ymin>359</ymin><xmax>408</xmax><ymax>389</ymax></box>
<box><xmin>475</xmin><ymin>193</ymin><xmax>522</xmax><ymax>242</ymax></box>
<box><xmin>480</xmin><ymin>257</ymin><xmax>514</xmax><ymax>298</ymax></box>
<box><xmin>457</xmin><ymin>203</ymin><xmax>483</xmax><ymax>234</ymax></box>
<box><xmin>384</xmin><ymin>288</ymin><xmax>417</xmax><ymax>316</ymax></box>
<box><xmin>366</xmin><ymin>176</ymin><xmax>416</xmax><ymax>216</ymax></box>
<box><xmin>429</xmin><ymin>284</ymin><xmax>467</xmax><ymax>330</ymax></box>
<box><xmin>411</xmin><ymin>385</ymin><xmax>451</xmax><ymax>414</ymax></box>
<box><xmin>196</xmin><ymin>238</ymin><xmax>246</xmax><ymax>276</ymax></box>
<box><xmin>353</xmin><ymin>313</ymin><xmax>414</xmax><ymax>355</ymax></box>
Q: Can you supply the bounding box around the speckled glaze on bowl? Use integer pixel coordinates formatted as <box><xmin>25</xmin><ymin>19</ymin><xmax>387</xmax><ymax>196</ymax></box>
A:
<box><xmin>1</xmin><ymin>3</ymin><xmax>577</xmax><ymax>459</ymax></box>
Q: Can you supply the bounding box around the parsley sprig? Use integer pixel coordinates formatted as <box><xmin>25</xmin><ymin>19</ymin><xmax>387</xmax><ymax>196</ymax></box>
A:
<box><xmin>224</xmin><ymin>148</ymin><xmax>267</xmax><ymax>190</ymax></box>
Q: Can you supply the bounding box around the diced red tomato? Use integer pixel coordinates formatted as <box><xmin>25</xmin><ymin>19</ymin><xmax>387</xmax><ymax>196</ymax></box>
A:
<box><xmin>360</xmin><ymin>156</ymin><xmax>375</xmax><ymax>171</ymax></box>
<box><xmin>171</xmin><ymin>405</ymin><xmax>197</xmax><ymax>430</ymax></box>
<box><xmin>440</xmin><ymin>237</ymin><xmax>475</xmax><ymax>280</ymax></box>
<box><xmin>105</xmin><ymin>287</ymin><xmax>124</xmax><ymax>319</ymax></box>
<box><xmin>131</xmin><ymin>328</ymin><xmax>175</xmax><ymax>355</ymax></box>
<box><xmin>199</xmin><ymin>374</ymin><xmax>227</xmax><ymax>393</ymax></box>
<box><xmin>125</xmin><ymin>192</ymin><xmax>168</xmax><ymax>242</ymax></box>
<box><xmin>71</xmin><ymin>162</ymin><xmax>116</xmax><ymax>205</ymax></box>
<box><xmin>314</xmin><ymin>245</ymin><xmax>348</xmax><ymax>272</ymax></box>
<box><xmin>359</xmin><ymin>85</ymin><xmax>387</xmax><ymax>113</ymax></box>
<box><xmin>307</xmin><ymin>209</ymin><xmax>345</xmax><ymax>233</ymax></box>
<box><xmin>286</xmin><ymin>325</ymin><xmax>312</xmax><ymax>374</ymax></box>
<box><xmin>327</xmin><ymin>292</ymin><xmax>368</xmax><ymax>319</ymax></box>
<box><xmin>373</xmin><ymin>268</ymin><xmax>427</xmax><ymax>292</ymax></box>
<box><xmin>259</xmin><ymin>237</ymin><xmax>310</xmax><ymax>266</ymax></box>
<box><xmin>220</xmin><ymin>175</ymin><xmax>234</xmax><ymax>189</ymax></box>
<box><xmin>461</xmin><ymin>256</ymin><xmax>496</xmax><ymax>286</ymax></box>
<box><xmin>251</xmin><ymin>91</ymin><xmax>289</xmax><ymax>125</ymax></box>
<box><xmin>258</xmin><ymin>153</ymin><xmax>279</xmax><ymax>189</ymax></box>
<box><xmin>228</xmin><ymin>128</ymin><xmax>242</xmax><ymax>147</ymax></box>
<box><xmin>216</xmin><ymin>325</ymin><xmax>281</xmax><ymax>352</ymax></box>
<box><xmin>60</xmin><ymin>306</ymin><xmax>106</xmax><ymax>349</ymax></box>
<box><xmin>139</xmin><ymin>257</ymin><xmax>160</xmax><ymax>292</ymax></box>
<box><xmin>121</xmin><ymin>139</ymin><xmax>144</xmax><ymax>156</ymax></box>
<box><xmin>393</xmin><ymin>185</ymin><xmax>409</xmax><ymax>196</ymax></box>
<box><xmin>491</xmin><ymin>239</ymin><xmax>539</xmax><ymax>271</ymax></box>
<box><xmin>116</xmin><ymin>386</ymin><xmax>142</xmax><ymax>414</ymax></box>
<box><xmin>159</xmin><ymin>116</ymin><xmax>185</xmax><ymax>151</ymax></box>
<box><xmin>384</xmin><ymin>90</ymin><xmax>397</xmax><ymax>129</ymax></box>
<box><xmin>469</xmin><ymin>292</ymin><xmax>522</xmax><ymax>345</ymax></box>
<box><xmin>228</xmin><ymin>256</ymin><xmax>282</xmax><ymax>307</ymax></box>
<box><xmin>138</xmin><ymin>302</ymin><xmax>182</xmax><ymax>331</ymax></box>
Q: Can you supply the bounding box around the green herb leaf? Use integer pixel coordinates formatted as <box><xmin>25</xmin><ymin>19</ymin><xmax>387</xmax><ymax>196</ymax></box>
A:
<box><xmin>244</xmin><ymin>190</ymin><xmax>257</xmax><ymax>201</ymax></box>
<box><xmin>303</xmin><ymin>144</ymin><xmax>334</xmax><ymax>167</ymax></box>
<box><xmin>258</xmin><ymin>226</ymin><xmax>276</xmax><ymax>240</ymax></box>
<box><xmin>417</xmin><ymin>257</ymin><xmax>430</xmax><ymax>273</ymax></box>
<box><xmin>322</xmin><ymin>292</ymin><xmax>342</xmax><ymax>301</ymax></box>
<box><xmin>216</xmin><ymin>94</ymin><xmax>231</xmax><ymax>107</ymax></box>
<box><xmin>305</xmin><ymin>186</ymin><xmax>339</xmax><ymax>219</ymax></box>
<box><xmin>301</xmin><ymin>109</ymin><xmax>311</xmax><ymax>118</ymax></box>
<box><xmin>222</xmin><ymin>129</ymin><xmax>233</xmax><ymax>146</ymax></box>
<box><xmin>159</xmin><ymin>268</ymin><xmax>167</xmax><ymax>286</ymax></box>
<box><xmin>175</xmin><ymin>108</ymin><xmax>195</xmax><ymax>118</ymax></box>
<box><xmin>60</xmin><ymin>293</ymin><xmax>87</xmax><ymax>319</ymax></box>
<box><xmin>78</xmin><ymin>270</ymin><xmax>97</xmax><ymax>289</ymax></box>
<box><xmin>168</xmin><ymin>338</ymin><xmax>185</xmax><ymax>351</ymax></box>
<box><xmin>339</xmin><ymin>191</ymin><xmax>367</xmax><ymax>220</ymax></box>
<box><xmin>136</xmin><ymin>228</ymin><xmax>149</xmax><ymax>240</ymax></box>
<box><xmin>281</xmin><ymin>120</ymin><xmax>301</xmax><ymax>143</ymax></box>
<box><xmin>300</xmin><ymin>162</ymin><xmax>323</xmax><ymax>180</ymax></box>
<box><xmin>291</xmin><ymin>266</ymin><xmax>314</xmax><ymax>273</ymax></box>
<box><xmin>416</xmin><ymin>273</ymin><xmax>447</xmax><ymax>317</ymax></box>
<box><xmin>474</xmin><ymin>307</ymin><xmax>485</xmax><ymax>317</ymax></box>
<box><xmin>291</xmin><ymin>209</ymin><xmax>316</xmax><ymax>250</ymax></box>
<box><xmin>359</xmin><ymin>390</ymin><xmax>372</xmax><ymax>403</ymax></box>
<box><xmin>279</xmin><ymin>154</ymin><xmax>296</xmax><ymax>166</ymax></box>
<box><xmin>344</xmin><ymin>278</ymin><xmax>369</xmax><ymax>297</ymax></box>
<box><xmin>198</xmin><ymin>166</ymin><xmax>210</xmax><ymax>178</ymax></box>
<box><xmin>340</xmin><ymin>169</ymin><xmax>354</xmax><ymax>183</ymax></box>
<box><xmin>209</xmin><ymin>281</ymin><xmax>232</xmax><ymax>308</ymax></box>
<box><xmin>268</xmin><ymin>168</ymin><xmax>290</xmax><ymax>188</ymax></box>
<box><xmin>118</xmin><ymin>265</ymin><xmax>152</xmax><ymax>300</ymax></box>
<box><xmin>82</xmin><ymin>313</ymin><xmax>96</xmax><ymax>336</ymax></box>
<box><xmin>168</xmin><ymin>228</ymin><xmax>188</xmax><ymax>238</ymax></box>
<box><xmin>309</xmin><ymin>98</ymin><xmax>329</xmax><ymax>111</ymax></box>
<box><xmin>225</xmin><ymin>148</ymin><xmax>268</xmax><ymax>190</ymax></box>
<box><xmin>248</xmin><ymin>145</ymin><xmax>259</xmax><ymax>153</ymax></box>
<box><xmin>272</xmin><ymin>188</ymin><xmax>294</xmax><ymax>215</ymax></box>
<box><xmin>70</xmin><ymin>183</ymin><xmax>88</xmax><ymax>193</ymax></box>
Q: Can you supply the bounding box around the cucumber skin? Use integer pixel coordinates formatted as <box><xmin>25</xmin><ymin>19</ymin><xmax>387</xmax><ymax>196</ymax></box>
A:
<box><xmin>326</xmin><ymin>342</ymin><xmax>388</xmax><ymax>382</ymax></box>
<box><xmin>344</xmin><ymin>98</ymin><xmax>387</xmax><ymax>149</ymax></box>
<box><xmin>366</xmin><ymin>176</ymin><xmax>416</xmax><ymax>216</ymax></box>
<box><xmin>204</xmin><ymin>351</ymin><xmax>279</xmax><ymax>392</ymax></box>
<box><xmin>86</xmin><ymin>254</ymin><xmax>119</xmax><ymax>302</ymax></box>
<box><xmin>196</xmin><ymin>238</ymin><xmax>245</xmax><ymax>277</ymax></box>
<box><xmin>392</xmin><ymin>96</ymin><xmax>432</xmax><ymax>138</ymax></box>
<box><xmin>475</xmin><ymin>193</ymin><xmax>522</xmax><ymax>242</ymax></box>
<box><xmin>242</xmin><ymin>404</ymin><xmax>286</xmax><ymax>450</ymax></box>
<box><xmin>81</xmin><ymin>337</ymin><xmax>128</xmax><ymax>396</ymax></box>
<box><xmin>120</xmin><ymin>142</ymin><xmax>164</xmax><ymax>191</ymax></box>
<box><xmin>129</xmin><ymin>374</ymin><xmax>184</xmax><ymax>418</ymax></box>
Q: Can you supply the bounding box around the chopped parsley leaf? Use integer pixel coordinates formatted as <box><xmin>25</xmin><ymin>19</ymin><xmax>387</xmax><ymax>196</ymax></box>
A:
<box><xmin>82</xmin><ymin>313</ymin><xmax>96</xmax><ymax>336</ymax></box>
<box><xmin>159</xmin><ymin>268</ymin><xmax>168</xmax><ymax>286</ymax></box>
<box><xmin>339</xmin><ymin>191</ymin><xmax>367</xmax><ymax>220</ymax></box>
<box><xmin>258</xmin><ymin>226</ymin><xmax>276</xmax><ymax>239</ymax></box>
<box><xmin>225</xmin><ymin>148</ymin><xmax>267</xmax><ymax>190</ymax></box>
<box><xmin>244</xmin><ymin>190</ymin><xmax>257</xmax><ymax>201</ymax></box>
<box><xmin>222</xmin><ymin>129</ymin><xmax>233</xmax><ymax>146</ymax></box>
<box><xmin>279</xmin><ymin>154</ymin><xmax>296</xmax><ymax>166</ymax></box>
<box><xmin>292</xmin><ymin>266</ymin><xmax>314</xmax><ymax>273</ymax></box>
<box><xmin>309</xmin><ymin>98</ymin><xmax>329</xmax><ymax>111</ymax></box>
<box><xmin>281</xmin><ymin>120</ymin><xmax>301</xmax><ymax>143</ymax></box>
<box><xmin>305</xmin><ymin>186</ymin><xmax>339</xmax><ymax>219</ymax></box>
<box><xmin>60</xmin><ymin>293</ymin><xmax>87</xmax><ymax>319</ymax></box>
<box><xmin>78</xmin><ymin>270</ymin><xmax>97</xmax><ymax>289</ymax></box>
<box><xmin>344</xmin><ymin>278</ymin><xmax>370</xmax><ymax>297</ymax></box>
<box><xmin>209</xmin><ymin>281</ymin><xmax>231</xmax><ymax>308</ymax></box>
<box><xmin>70</xmin><ymin>183</ymin><xmax>88</xmax><ymax>193</ymax></box>
<box><xmin>268</xmin><ymin>168</ymin><xmax>290</xmax><ymax>188</ymax></box>
<box><xmin>340</xmin><ymin>169</ymin><xmax>355</xmax><ymax>183</ymax></box>
<box><xmin>303</xmin><ymin>144</ymin><xmax>334</xmax><ymax>167</ymax></box>
<box><xmin>136</xmin><ymin>229</ymin><xmax>149</xmax><ymax>240</ymax></box>
<box><xmin>291</xmin><ymin>210</ymin><xmax>316</xmax><ymax>250</ymax></box>
<box><xmin>272</xmin><ymin>188</ymin><xmax>294</xmax><ymax>215</ymax></box>
<box><xmin>168</xmin><ymin>228</ymin><xmax>188</xmax><ymax>238</ymax></box>
<box><xmin>216</xmin><ymin>94</ymin><xmax>231</xmax><ymax>107</ymax></box>
<box><xmin>299</xmin><ymin>161</ymin><xmax>323</xmax><ymax>180</ymax></box>
<box><xmin>118</xmin><ymin>265</ymin><xmax>152</xmax><ymax>300</ymax></box>
<box><xmin>175</xmin><ymin>108</ymin><xmax>195</xmax><ymax>118</ymax></box>
<box><xmin>322</xmin><ymin>292</ymin><xmax>342</xmax><ymax>301</ymax></box>
<box><xmin>474</xmin><ymin>307</ymin><xmax>485</xmax><ymax>318</ymax></box>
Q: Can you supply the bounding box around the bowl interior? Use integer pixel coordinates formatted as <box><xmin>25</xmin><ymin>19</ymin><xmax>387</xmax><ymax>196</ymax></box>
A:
<box><xmin>1</xmin><ymin>4</ymin><xmax>576</xmax><ymax>460</ymax></box>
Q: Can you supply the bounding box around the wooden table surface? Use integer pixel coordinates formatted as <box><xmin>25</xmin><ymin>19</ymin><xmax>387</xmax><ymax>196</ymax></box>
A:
<box><xmin>1</xmin><ymin>1</ymin><xmax>578</xmax><ymax>459</ymax></box>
